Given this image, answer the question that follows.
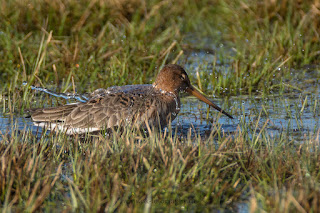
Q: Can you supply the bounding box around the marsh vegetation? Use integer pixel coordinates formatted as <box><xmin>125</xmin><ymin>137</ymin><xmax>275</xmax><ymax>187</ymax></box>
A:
<box><xmin>1</xmin><ymin>0</ymin><xmax>320</xmax><ymax>211</ymax></box>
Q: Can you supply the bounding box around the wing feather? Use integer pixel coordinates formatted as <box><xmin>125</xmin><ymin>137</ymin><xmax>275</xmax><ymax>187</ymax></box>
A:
<box><xmin>31</xmin><ymin>104</ymin><xmax>77</xmax><ymax>122</ymax></box>
<box><xmin>29</xmin><ymin>85</ymin><xmax>166</xmax><ymax>133</ymax></box>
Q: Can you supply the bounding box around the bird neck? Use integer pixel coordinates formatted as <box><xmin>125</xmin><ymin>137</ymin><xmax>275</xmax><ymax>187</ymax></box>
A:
<box><xmin>152</xmin><ymin>83</ymin><xmax>179</xmax><ymax>96</ymax></box>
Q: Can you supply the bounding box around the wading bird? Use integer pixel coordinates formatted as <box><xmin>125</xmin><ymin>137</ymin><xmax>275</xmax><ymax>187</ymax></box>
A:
<box><xmin>30</xmin><ymin>64</ymin><xmax>233</xmax><ymax>134</ymax></box>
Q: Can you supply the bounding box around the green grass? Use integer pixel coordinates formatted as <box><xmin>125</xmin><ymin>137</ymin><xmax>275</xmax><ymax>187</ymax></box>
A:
<box><xmin>1</xmin><ymin>0</ymin><xmax>320</xmax><ymax>101</ymax></box>
<box><xmin>1</xmin><ymin>111</ymin><xmax>319</xmax><ymax>211</ymax></box>
<box><xmin>1</xmin><ymin>0</ymin><xmax>320</xmax><ymax>211</ymax></box>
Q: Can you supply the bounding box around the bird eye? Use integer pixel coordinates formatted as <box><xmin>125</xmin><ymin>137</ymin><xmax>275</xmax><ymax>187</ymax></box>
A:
<box><xmin>180</xmin><ymin>74</ymin><xmax>186</xmax><ymax>80</ymax></box>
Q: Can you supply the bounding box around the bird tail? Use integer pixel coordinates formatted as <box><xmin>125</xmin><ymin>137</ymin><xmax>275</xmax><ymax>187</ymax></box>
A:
<box><xmin>28</xmin><ymin>104</ymin><xmax>78</xmax><ymax>122</ymax></box>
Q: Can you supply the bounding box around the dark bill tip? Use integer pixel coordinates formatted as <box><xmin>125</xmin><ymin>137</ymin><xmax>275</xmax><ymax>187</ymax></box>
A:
<box><xmin>186</xmin><ymin>86</ymin><xmax>233</xmax><ymax>119</ymax></box>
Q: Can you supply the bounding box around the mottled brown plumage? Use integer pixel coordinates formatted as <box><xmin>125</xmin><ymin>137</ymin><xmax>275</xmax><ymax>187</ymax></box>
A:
<box><xmin>30</xmin><ymin>64</ymin><xmax>233</xmax><ymax>134</ymax></box>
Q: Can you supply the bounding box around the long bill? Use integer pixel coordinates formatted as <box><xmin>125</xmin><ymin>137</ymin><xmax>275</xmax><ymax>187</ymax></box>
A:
<box><xmin>186</xmin><ymin>86</ymin><xmax>233</xmax><ymax>119</ymax></box>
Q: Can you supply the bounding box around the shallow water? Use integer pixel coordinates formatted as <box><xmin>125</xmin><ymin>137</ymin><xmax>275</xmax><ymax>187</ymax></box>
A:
<box><xmin>0</xmin><ymin>113</ymin><xmax>38</xmax><ymax>138</ymax></box>
<box><xmin>1</xmin><ymin>90</ymin><xmax>319</xmax><ymax>143</ymax></box>
<box><xmin>173</xmin><ymin>93</ymin><xmax>319</xmax><ymax>141</ymax></box>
